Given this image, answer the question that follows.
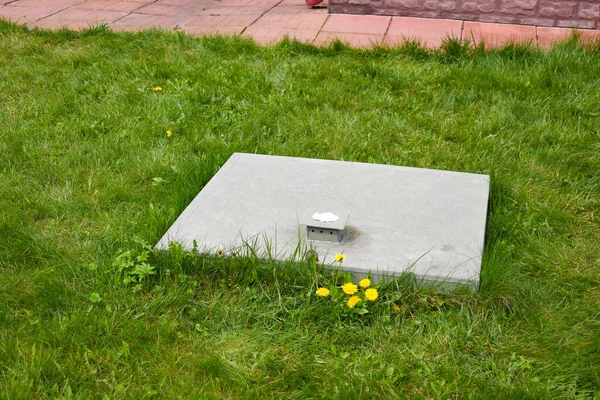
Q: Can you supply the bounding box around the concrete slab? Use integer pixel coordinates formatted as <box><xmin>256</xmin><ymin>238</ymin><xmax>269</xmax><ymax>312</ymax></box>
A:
<box><xmin>157</xmin><ymin>153</ymin><xmax>490</xmax><ymax>290</ymax></box>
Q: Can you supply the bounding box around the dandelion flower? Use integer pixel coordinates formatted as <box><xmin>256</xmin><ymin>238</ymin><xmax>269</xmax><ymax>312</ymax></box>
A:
<box><xmin>154</xmin><ymin>86</ymin><xmax>162</xmax><ymax>92</ymax></box>
<box><xmin>334</xmin><ymin>253</ymin><xmax>345</xmax><ymax>262</ymax></box>
<box><xmin>166</xmin><ymin>130</ymin><xmax>172</xmax><ymax>138</ymax></box>
<box><xmin>347</xmin><ymin>295</ymin><xmax>360</xmax><ymax>308</ymax></box>
<box><xmin>365</xmin><ymin>288</ymin><xmax>378</xmax><ymax>301</ymax></box>
<box><xmin>359</xmin><ymin>278</ymin><xmax>371</xmax><ymax>288</ymax></box>
<box><xmin>341</xmin><ymin>282</ymin><xmax>358</xmax><ymax>295</ymax></box>
<box><xmin>316</xmin><ymin>288</ymin><xmax>330</xmax><ymax>297</ymax></box>
<box><xmin>217</xmin><ymin>247</ymin><xmax>223</xmax><ymax>255</ymax></box>
<box><xmin>393</xmin><ymin>305</ymin><xmax>401</xmax><ymax>313</ymax></box>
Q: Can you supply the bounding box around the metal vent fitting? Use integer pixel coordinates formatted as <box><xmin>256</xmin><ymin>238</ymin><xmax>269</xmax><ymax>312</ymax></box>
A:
<box><xmin>300</xmin><ymin>210</ymin><xmax>350</xmax><ymax>243</ymax></box>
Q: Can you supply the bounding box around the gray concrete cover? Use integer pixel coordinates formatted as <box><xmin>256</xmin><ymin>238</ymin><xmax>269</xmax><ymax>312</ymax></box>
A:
<box><xmin>156</xmin><ymin>153</ymin><xmax>490</xmax><ymax>289</ymax></box>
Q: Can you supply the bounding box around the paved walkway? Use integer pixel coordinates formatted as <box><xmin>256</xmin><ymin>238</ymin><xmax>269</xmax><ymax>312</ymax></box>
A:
<box><xmin>1</xmin><ymin>0</ymin><xmax>598</xmax><ymax>48</ymax></box>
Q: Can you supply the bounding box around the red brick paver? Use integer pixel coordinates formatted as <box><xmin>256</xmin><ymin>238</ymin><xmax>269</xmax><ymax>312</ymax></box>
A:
<box><xmin>321</xmin><ymin>14</ymin><xmax>390</xmax><ymax>35</ymax></box>
<box><xmin>386</xmin><ymin>17</ymin><xmax>462</xmax><ymax>48</ymax></box>
<box><xmin>314</xmin><ymin>31</ymin><xmax>386</xmax><ymax>48</ymax></box>
<box><xmin>29</xmin><ymin>8</ymin><xmax>127</xmax><ymax>30</ymax></box>
<box><xmin>535</xmin><ymin>26</ymin><xmax>574</xmax><ymax>49</ymax></box>
<box><xmin>536</xmin><ymin>26</ymin><xmax>600</xmax><ymax>48</ymax></box>
<box><xmin>0</xmin><ymin>0</ymin><xmax>598</xmax><ymax>48</ymax></box>
<box><xmin>0</xmin><ymin>4</ymin><xmax>65</xmax><ymax>24</ymax></box>
<box><xmin>463</xmin><ymin>21</ymin><xmax>537</xmax><ymax>47</ymax></box>
<box><xmin>111</xmin><ymin>12</ymin><xmax>162</xmax><ymax>30</ymax></box>
<box><xmin>315</xmin><ymin>14</ymin><xmax>390</xmax><ymax>47</ymax></box>
<box><xmin>184</xmin><ymin>14</ymin><xmax>257</xmax><ymax>35</ymax></box>
<box><xmin>73</xmin><ymin>0</ymin><xmax>146</xmax><ymax>13</ymax></box>
<box><xmin>243</xmin><ymin>2</ymin><xmax>327</xmax><ymax>44</ymax></box>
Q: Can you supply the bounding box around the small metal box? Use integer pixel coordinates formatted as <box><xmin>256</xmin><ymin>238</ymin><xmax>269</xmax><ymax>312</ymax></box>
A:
<box><xmin>299</xmin><ymin>210</ymin><xmax>350</xmax><ymax>243</ymax></box>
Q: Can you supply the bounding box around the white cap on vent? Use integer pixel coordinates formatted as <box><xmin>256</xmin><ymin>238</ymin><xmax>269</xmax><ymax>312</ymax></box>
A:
<box><xmin>312</xmin><ymin>212</ymin><xmax>340</xmax><ymax>223</ymax></box>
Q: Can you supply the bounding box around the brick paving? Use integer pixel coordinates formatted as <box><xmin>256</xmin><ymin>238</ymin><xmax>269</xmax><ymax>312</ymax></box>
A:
<box><xmin>0</xmin><ymin>0</ymin><xmax>598</xmax><ymax>48</ymax></box>
<box><xmin>385</xmin><ymin>17</ymin><xmax>463</xmax><ymax>48</ymax></box>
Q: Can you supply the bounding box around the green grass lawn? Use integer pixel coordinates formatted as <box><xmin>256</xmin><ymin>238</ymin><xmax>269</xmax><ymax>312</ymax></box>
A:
<box><xmin>1</xmin><ymin>20</ymin><xmax>599</xmax><ymax>399</ymax></box>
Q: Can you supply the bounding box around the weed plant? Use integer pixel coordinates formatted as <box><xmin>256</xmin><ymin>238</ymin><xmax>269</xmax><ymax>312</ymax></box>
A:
<box><xmin>1</xmin><ymin>20</ymin><xmax>599</xmax><ymax>398</ymax></box>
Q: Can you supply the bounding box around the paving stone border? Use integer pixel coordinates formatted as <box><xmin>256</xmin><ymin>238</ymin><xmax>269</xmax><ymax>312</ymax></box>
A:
<box><xmin>0</xmin><ymin>0</ymin><xmax>598</xmax><ymax>48</ymax></box>
<box><xmin>329</xmin><ymin>0</ymin><xmax>600</xmax><ymax>29</ymax></box>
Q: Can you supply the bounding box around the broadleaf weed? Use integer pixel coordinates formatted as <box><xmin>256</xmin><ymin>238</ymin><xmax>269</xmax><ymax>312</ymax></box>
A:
<box><xmin>110</xmin><ymin>240</ymin><xmax>156</xmax><ymax>290</ymax></box>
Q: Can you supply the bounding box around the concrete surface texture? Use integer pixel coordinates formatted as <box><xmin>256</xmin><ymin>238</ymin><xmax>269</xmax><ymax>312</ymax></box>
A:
<box><xmin>156</xmin><ymin>153</ymin><xmax>490</xmax><ymax>289</ymax></box>
<box><xmin>0</xmin><ymin>0</ymin><xmax>599</xmax><ymax>48</ymax></box>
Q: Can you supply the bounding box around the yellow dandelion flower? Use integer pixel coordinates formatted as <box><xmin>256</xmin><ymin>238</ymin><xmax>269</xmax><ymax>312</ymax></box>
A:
<box><xmin>217</xmin><ymin>247</ymin><xmax>223</xmax><ymax>255</ymax></box>
<box><xmin>365</xmin><ymin>288</ymin><xmax>378</xmax><ymax>301</ymax></box>
<box><xmin>334</xmin><ymin>253</ymin><xmax>345</xmax><ymax>262</ymax></box>
<box><xmin>393</xmin><ymin>305</ymin><xmax>401</xmax><ymax>313</ymax></box>
<box><xmin>347</xmin><ymin>295</ymin><xmax>360</xmax><ymax>308</ymax></box>
<box><xmin>166</xmin><ymin>130</ymin><xmax>172</xmax><ymax>138</ymax></box>
<box><xmin>154</xmin><ymin>86</ymin><xmax>162</xmax><ymax>92</ymax></box>
<box><xmin>359</xmin><ymin>278</ymin><xmax>371</xmax><ymax>288</ymax></box>
<box><xmin>341</xmin><ymin>282</ymin><xmax>358</xmax><ymax>295</ymax></box>
<box><xmin>315</xmin><ymin>288</ymin><xmax>330</xmax><ymax>297</ymax></box>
